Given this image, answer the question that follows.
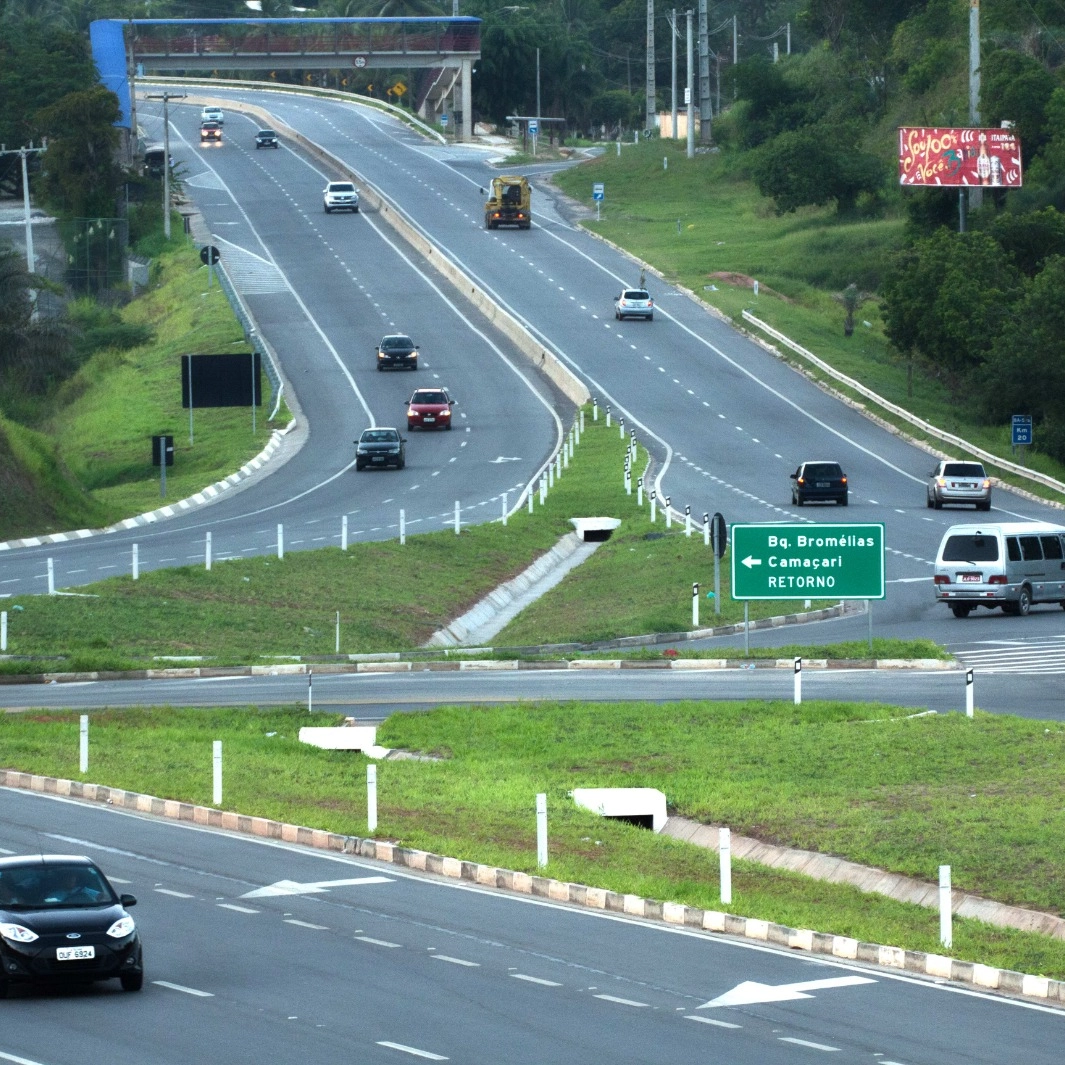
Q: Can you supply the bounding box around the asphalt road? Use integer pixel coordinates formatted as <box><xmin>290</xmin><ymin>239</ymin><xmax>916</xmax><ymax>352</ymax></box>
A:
<box><xmin>2</xmin><ymin>787</ymin><xmax>1061</xmax><ymax>1064</ymax></box>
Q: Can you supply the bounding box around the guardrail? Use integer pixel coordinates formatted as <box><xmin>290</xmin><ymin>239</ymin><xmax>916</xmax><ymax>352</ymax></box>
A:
<box><xmin>742</xmin><ymin>310</ymin><xmax>1065</xmax><ymax>502</ymax></box>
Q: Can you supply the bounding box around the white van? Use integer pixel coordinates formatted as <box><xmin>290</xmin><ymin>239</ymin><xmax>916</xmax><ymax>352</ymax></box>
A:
<box><xmin>934</xmin><ymin>521</ymin><xmax>1065</xmax><ymax>617</ymax></box>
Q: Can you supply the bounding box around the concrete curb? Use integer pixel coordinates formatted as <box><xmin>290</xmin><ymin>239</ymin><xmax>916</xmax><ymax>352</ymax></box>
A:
<box><xmin>0</xmin><ymin>656</ymin><xmax>957</xmax><ymax>686</ymax></box>
<box><xmin>1</xmin><ymin>768</ymin><xmax>1059</xmax><ymax>1005</ymax></box>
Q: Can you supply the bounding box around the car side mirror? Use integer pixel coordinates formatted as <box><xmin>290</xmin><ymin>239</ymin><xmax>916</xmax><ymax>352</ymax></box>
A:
<box><xmin>789</xmin><ymin>472</ymin><xmax>797</xmax><ymax>480</ymax></box>
<box><xmin>120</xmin><ymin>893</ymin><xmax>137</xmax><ymax>907</ymax></box>
<box><xmin>450</xmin><ymin>399</ymin><xmax>457</xmax><ymax>406</ymax></box>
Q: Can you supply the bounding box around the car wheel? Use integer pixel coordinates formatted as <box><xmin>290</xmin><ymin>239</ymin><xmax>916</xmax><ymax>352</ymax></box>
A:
<box><xmin>353</xmin><ymin>205</ymin><xmax>359</xmax><ymax>213</ymax></box>
<box><xmin>647</xmin><ymin>314</ymin><xmax>654</xmax><ymax>321</ymax></box>
<box><xmin>324</xmin><ymin>206</ymin><xmax>331</xmax><ymax>214</ymax></box>
<box><xmin>1016</xmin><ymin>586</ymin><xmax>1032</xmax><ymax>616</ymax></box>
<box><xmin>926</xmin><ymin>494</ymin><xmax>934</xmax><ymax>509</ymax></box>
<box><xmin>120</xmin><ymin>971</ymin><xmax>144</xmax><ymax>992</ymax></box>
<box><xmin>356</xmin><ymin>461</ymin><xmax>365</xmax><ymax>471</ymax></box>
<box><xmin>794</xmin><ymin>493</ymin><xmax>803</xmax><ymax>506</ymax></box>
<box><xmin>840</xmin><ymin>494</ymin><xmax>848</xmax><ymax>506</ymax></box>
<box><xmin>979</xmin><ymin>500</ymin><xmax>992</xmax><ymax>511</ymax></box>
<box><xmin>950</xmin><ymin>605</ymin><xmax>973</xmax><ymax>618</ymax></box>
<box><xmin>933</xmin><ymin>496</ymin><xmax>942</xmax><ymax>509</ymax></box>
<box><xmin>397</xmin><ymin>458</ymin><xmax>405</xmax><ymax>469</ymax></box>
<box><xmin>0</xmin><ymin>978</ymin><xmax>8</xmax><ymax>999</ymax></box>
<box><xmin>446</xmin><ymin>422</ymin><xmax>452</xmax><ymax>430</ymax></box>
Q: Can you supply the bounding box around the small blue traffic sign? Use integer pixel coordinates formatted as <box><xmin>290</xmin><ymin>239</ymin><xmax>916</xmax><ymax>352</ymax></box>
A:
<box><xmin>528</xmin><ymin>120</ymin><xmax>539</xmax><ymax>136</ymax></box>
<box><xmin>593</xmin><ymin>182</ymin><xmax>605</xmax><ymax>202</ymax></box>
<box><xmin>1012</xmin><ymin>414</ymin><xmax>1033</xmax><ymax>445</ymax></box>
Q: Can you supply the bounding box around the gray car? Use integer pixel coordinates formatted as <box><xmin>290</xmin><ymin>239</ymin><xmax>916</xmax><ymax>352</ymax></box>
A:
<box><xmin>927</xmin><ymin>460</ymin><xmax>992</xmax><ymax>510</ymax></box>
<box><xmin>614</xmin><ymin>288</ymin><xmax>654</xmax><ymax>321</ymax></box>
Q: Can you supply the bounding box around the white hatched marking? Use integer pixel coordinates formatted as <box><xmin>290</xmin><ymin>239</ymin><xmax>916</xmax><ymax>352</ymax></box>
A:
<box><xmin>375</xmin><ymin>1042</ymin><xmax>448</xmax><ymax>1060</ymax></box>
<box><xmin>779</xmin><ymin>1037</ymin><xmax>839</xmax><ymax>1051</ymax></box>
<box><xmin>154</xmin><ymin>980</ymin><xmax>214</xmax><ymax>997</ymax></box>
<box><xmin>213</xmin><ymin>236</ymin><xmax>288</xmax><ymax>294</ymax></box>
<box><xmin>511</xmin><ymin>974</ymin><xmax>562</xmax><ymax>986</ymax></box>
<box><xmin>594</xmin><ymin>994</ymin><xmax>649</xmax><ymax>1007</ymax></box>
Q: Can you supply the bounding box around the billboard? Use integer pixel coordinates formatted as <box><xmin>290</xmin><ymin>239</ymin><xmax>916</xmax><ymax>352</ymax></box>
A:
<box><xmin>181</xmin><ymin>352</ymin><xmax>261</xmax><ymax>408</ymax></box>
<box><xmin>898</xmin><ymin>127</ymin><xmax>1023</xmax><ymax>187</ymax></box>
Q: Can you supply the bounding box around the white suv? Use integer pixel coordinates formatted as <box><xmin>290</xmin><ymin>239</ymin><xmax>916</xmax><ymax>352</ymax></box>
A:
<box><xmin>200</xmin><ymin>106</ymin><xmax>224</xmax><ymax>125</ymax></box>
<box><xmin>323</xmin><ymin>181</ymin><xmax>360</xmax><ymax>214</ymax></box>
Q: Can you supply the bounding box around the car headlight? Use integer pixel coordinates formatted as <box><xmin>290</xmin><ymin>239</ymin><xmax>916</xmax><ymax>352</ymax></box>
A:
<box><xmin>107</xmin><ymin>916</ymin><xmax>136</xmax><ymax>938</ymax></box>
<box><xmin>0</xmin><ymin>922</ymin><xmax>38</xmax><ymax>943</ymax></box>
<box><xmin>439</xmin><ymin>409</ymin><xmax>451</xmax><ymax>416</ymax></box>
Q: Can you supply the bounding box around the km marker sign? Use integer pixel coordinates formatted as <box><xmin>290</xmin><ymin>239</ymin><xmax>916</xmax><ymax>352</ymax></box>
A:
<box><xmin>731</xmin><ymin>523</ymin><xmax>885</xmax><ymax>601</ymax></box>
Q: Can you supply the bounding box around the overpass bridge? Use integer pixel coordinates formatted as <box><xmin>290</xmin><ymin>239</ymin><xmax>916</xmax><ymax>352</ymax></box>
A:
<box><xmin>90</xmin><ymin>17</ymin><xmax>480</xmax><ymax>142</ymax></box>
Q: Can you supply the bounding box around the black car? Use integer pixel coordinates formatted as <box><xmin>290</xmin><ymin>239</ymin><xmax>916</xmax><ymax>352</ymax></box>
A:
<box><xmin>255</xmin><ymin>128</ymin><xmax>279</xmax><ymax>149</ymax></box>
<box><xmin>355</xmin><ymin>427</ymin><xmax>406</xmax><ymax>470</ymax></box>
<box><xmin>0</xmin><ymin>854</ymin><xmax>143</xmax><ymax>997</ymax></box>
<box><xmin>376</xmin><ymin>334</ymin><xmax>419</xmax><ymax>371</ymax></box>
<box><xmin>790</xmin><ymin>460</ymin><xmax>848</xmax><ymax>506</ymax></box>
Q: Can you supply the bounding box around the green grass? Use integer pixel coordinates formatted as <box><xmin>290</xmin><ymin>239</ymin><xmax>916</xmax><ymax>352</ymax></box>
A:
<box><xmin>0</xmin><ymin>238</ymin><xmax>290</xmax><ymax>542</ymax></box>
<box><xmin>5</xmin><ymin>415</ymin><xmax>941</xmax><ymax>673</ymax></box>
<box><xmin>6</xmin><ymin>700</ymin><xmax>1065</xmax><ymax>979</ymax></box>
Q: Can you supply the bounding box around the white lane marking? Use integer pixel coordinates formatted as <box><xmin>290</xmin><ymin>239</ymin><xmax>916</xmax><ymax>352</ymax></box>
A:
<box><xmin>284</xmin><ymin>919</ymin><xmax>328</xmax><ymax>929</ymax></box>
<box><xmin>218</xmin><ymin>903</ymin><xmax>259</xmax><ymax>913</ymax></box>
<box><xmin>431</xmin><ymin>955</ymin><xmax>479</xmax><ymax>967</ymax></box>
<box><xmin>154</xmin><ymin>980</ymin><xmax>214</xmax><ymax>997</ymax></box>
<box><xmin>594</xmin><ymin>994</ymin><xmax>650</xmax><ymax>1007</ymax></box>
<box><xmin>243</xmin><ymin>875</ymin><xmax>392</xmax><ymax>897</ymax></box>
<box><xmin>511</xmin><ymin>974</ymin><xmax>562</xmax><ymax>986</ymax></box>
<box><xmin>685</xmin><ymin>1016</ymin><xmax>741</xmax><ymax>1029</ymax></box>
<box><xmin>356</xmin><ymin>935</ymin><xmax>402</xmax><ymax>947</ymax></box>
<box><xmin>155</xmin><ymin>888</ymin><xmax>195</xmax><ymax>898</ymax></box>
<box><xmin>0</xmin><ymin>1051</ymin><xmax>48</xmax><ymax>1065</ymax></box>
<box><xmin>375</xmin><ymin>1041</ymin><xmax>448</xmax><ymax>1060</ymax></box>
<box><xmin>779</xmin><ymin>1037</ymin><xmax>840</xmax><ymax>1051</ymax></box>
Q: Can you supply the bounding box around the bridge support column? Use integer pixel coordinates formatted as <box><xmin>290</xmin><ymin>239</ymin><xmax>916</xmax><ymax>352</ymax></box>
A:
<box><xmin>461</xmin><ymin>57</ymin><xmax>473</xmax><ymax>143</ymax></box>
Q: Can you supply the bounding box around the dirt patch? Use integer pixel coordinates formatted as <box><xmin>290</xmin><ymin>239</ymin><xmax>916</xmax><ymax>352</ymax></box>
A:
<box><xmin>707</xmin><ymin>271</ymin><xmax>792</xmax><ymax>302</ymax></box>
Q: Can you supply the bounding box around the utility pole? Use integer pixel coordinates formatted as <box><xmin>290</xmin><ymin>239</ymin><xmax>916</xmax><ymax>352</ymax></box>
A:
<box><xmin>967</xmin><ymin>0</ymin><xmax>982</xmax><ymax>218</ymax></box>
<box><xmin>146</xmin><ymin>91</ymin><xmax>186</xmax><ymax>240</ymax></box>
<box><xmin>670</xmin><ymin>8</ymin><xmax>678</xmax><ymax>140</ymax></box>
<box><xmin>698</xmin><ymin>0</ymin><xmax>711</xmax><ymax>143</ymax></box>
<box><xmin>686</xmin><ymin>9</ymin><xmax>694</xmax><ymax>158</ymax></box>
<box><xmin>0</xmin><ymin>143</ymin><xmax>46</xmax><ymax>316</ymax></box>
<box><xmin>646</xmin><ymin>0</ymin><xmax>656</xmax><ymax>136</ymax></box>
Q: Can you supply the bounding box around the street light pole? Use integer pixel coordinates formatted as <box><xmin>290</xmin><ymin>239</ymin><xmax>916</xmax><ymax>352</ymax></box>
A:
<box><xmin>146</xmin><ymin>91</ymin><xmax>186</xmax><ymax>240</ymax></box>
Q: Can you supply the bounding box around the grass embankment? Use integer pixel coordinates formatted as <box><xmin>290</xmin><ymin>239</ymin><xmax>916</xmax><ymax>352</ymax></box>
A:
<box><xmin>1</xmin><ymin>415</ymin><xmax>941</xmax><ymax>673</ymax></box>
<box><xmin>0</xmin><ymin>238</ymin><xmax>289</xmax><ymax>543</ymax></box>
<box><xmin>550</xmin><ymin>142</ymin><xmax>1065</xmax><ymax>499</ymax></box>
<box><xmin>7</xmin><ymin>701</ymin><xmax>1065</xmax><ymax>978</ymax></box>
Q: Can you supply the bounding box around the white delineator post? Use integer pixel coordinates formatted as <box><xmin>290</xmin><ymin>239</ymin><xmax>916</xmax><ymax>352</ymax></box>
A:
<box><xmin>685</xmin><ymin>505</ymin><xmax>692</xmax><ymax>536</ymax></box>
<box><xmin>47</xmin><ymin>557</ymin><xmax>55</xmax><ymax>595</ymax></box>
<box><xmin>650</xmin><ymin>491</ymin><xmax>657</xmax><ymax>522</ymax></box>
<box><xmin>454</xmin><ymin>501</ymin><xmax>461</xmax><ymax>535</ymax></box>
<box><xmin>367</xmin><ymin>764</ymin><xmax>378</xmax><ymax>833</ymax></box>
<box><xmin>79</xmin><ymin>715</ymin><xmax>88</xmax><ymax>773</ymax></box>
<box><xmin>205</xmin><ymin>532</ymin><xmax>212</xmax><ymax>571</ymax></box>
<box><xmin>664</xmin><ymin>497</ymin><xmax>672</xmax><ymax>528</ymax></box>
<box><xmin>966</xmin><ymin>669</ymin><xmax>974</xmax><ymax>718</ymax></box>
<box><xmin>939</xmin><ymin>864</ymin><xmax>952</xmax><ymax>948</ymax></box>
<box><xmin>212</xmin><ymin>740</ymin><xmax>222</xmax><ymax>806</ymax></box>
<box><xmin>1</xmin><ymin>610</ymin><xmax>6</xmax><ymax>652</ymax></box>
<box><xmin>342</xmin><ymin>514</ymin><xmax>348</xmax><ymax>551</ymax></box>
<box><xmin>692</xmin><ymin>582</ymin><xmax>699</xmax><ymax>627</ymax></box>
<box><xmin>719</xmin><ymin>827</ymin><xmax>732</xmax><ymax>904</ymax></box>
<box><xmin>307</xmin><ymin>669</ymin><xmax>313</xmax><ymax>712</ymax></box>
<box><xmin>794</xmin><ymin>657</ymin><xmax>802</xmax><ymax>705</ymax></box>
<box><xmin>703</xmin><ymin>513</ymin><xmax>710</xmax><ymax>547</ymax></box>
<box><xmin>335</xmin><ymin>611</ymin><xmax>340</xmax><ymax>654</ymax></box>
<box><xmin>637</xmin><ymin>477</ymin><xmax>644</xmax><ymax>506</ymax></box>
<box><xmin>400</xmin><ymin>509</ymin><xmax>406</xmax><ymax>546</ymax></box>
<box><xmin>132</xmin><ymin>544</ymin><xmax>139</xmax><ymax>580</ymax></box>
<box><xmin>536</xmin><ymin>793</ymin><xmax>548</xmax><ymax>868</ymax></box>
<box><xmin>501</xmin><ymin>492</ymin><xmax>508</xmax><ymax>526</ymax></box>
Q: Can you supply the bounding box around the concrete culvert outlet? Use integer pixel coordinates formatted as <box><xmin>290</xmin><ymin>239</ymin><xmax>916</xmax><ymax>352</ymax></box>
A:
<box><xmin>570</xmin><ymin>517</ymin><xmax>621</xmax><ymax>542</ymax></box>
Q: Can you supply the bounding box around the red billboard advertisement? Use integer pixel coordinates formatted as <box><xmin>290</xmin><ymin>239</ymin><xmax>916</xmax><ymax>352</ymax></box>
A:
<box><xmin>898</xmin><ymin>126</ymin><xmax>1023</xmax><ymax>187</ymax></box>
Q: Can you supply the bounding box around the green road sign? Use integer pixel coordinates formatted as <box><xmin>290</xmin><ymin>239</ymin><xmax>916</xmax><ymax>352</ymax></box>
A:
<box><xmin>730</xmin><ymin>523</ymin><xmax>885</xmax><ymax>600</ymax></box>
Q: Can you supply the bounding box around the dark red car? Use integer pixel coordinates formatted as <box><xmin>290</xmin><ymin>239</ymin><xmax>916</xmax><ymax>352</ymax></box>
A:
<box><xmin>406</xmin><ymin>388</ymin><xmax>456</xmax><ymax>431</ymax></box>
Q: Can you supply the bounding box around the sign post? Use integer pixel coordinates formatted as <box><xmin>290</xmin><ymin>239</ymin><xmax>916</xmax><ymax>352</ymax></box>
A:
<box><xmin>593</xmin><ymin>182</ymin><xmax>604</xmax><ymax>221</ymax></box>
<box><xmin>730</xmin><ymin>524</ymin><xmax>886</xmax><ymax>601</ymax></box>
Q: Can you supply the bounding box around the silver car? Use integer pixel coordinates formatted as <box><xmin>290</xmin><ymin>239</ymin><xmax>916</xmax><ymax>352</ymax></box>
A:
<box><xmin>614</xmin><ymin>288</ymin><xmax>654</xmax><ymax>321</ymax></box>
<box><xmin>927</xmin><ymin>460</ymin><xmax>992</xmax><ymax>510</ymax></box>
<box><xmin>323</xmin><ymin>181</ymin><xmax>360</xmax><ymax>214</ymax></box>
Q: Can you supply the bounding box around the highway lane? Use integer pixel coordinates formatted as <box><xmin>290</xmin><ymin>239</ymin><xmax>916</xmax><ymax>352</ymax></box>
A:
<box><xmin>2</xmin><ymin>787</ymin><xmax>1061</xmax><ymax>1064</ymax></box>
<box><xmin>0</xmin><ymin>98</ymin><xmax>565</xmax><ymax>596</ymax></box>
<box><xmin>164</xmin><ymin>85</ymin><xmax>1065</xmax><ymax>647</ymax></box>
<box><xmin>2</xmin><ymin>664</ymin><xmax>1064</xmax><ymax>721</ymax></box>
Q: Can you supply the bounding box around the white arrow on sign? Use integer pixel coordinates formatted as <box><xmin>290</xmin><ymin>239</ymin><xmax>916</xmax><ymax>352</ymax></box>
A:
<box><xmin>489</xmin><ymin>456</ymin><xmax>522</xmax><ymax>464</ymax></box>
<box><xmin>741</xmin><ymin>554</ymin><xmax>763</xmax><ymax>569</ymax></box>
<box><xmin>699</xmin><ymin>975</ymin><xmax>876</xmax><ymax>1009</ymax></box>
<box><xmin>241</xmin><ymin>876</ymin><xmax>391</xmax><ymax>898</ymax></box>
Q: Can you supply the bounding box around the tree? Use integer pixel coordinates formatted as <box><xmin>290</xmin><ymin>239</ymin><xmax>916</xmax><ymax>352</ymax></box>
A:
<box><xmin>34</xmin><ymin>86</ymin><xmax>123</xmax><ymax>220</ymax></box>
<box><xmin>985</xmin><ymin>208</ymin><xmax>1065</xmax><ymax>279</ymax></box>
<box><xmin>980</xmin><ymin>49</ymin><xmax>1057</xmax><ymax>167</ymax></box>
<box><xmin>750</xmin><ymin>125</ymin><xmax>884</xmax><ymax>215</ymax></box>
<box><xmin>882</xmin><ymin>229</ymin><xmax>1023</xmax><ymax>391</ymax></box>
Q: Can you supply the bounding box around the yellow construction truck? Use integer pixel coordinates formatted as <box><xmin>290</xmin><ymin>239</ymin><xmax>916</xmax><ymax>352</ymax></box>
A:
<box><xmin>483</xmin><ymin>175</ymin><xmax>532</xmax><ymax>230</ymax></box>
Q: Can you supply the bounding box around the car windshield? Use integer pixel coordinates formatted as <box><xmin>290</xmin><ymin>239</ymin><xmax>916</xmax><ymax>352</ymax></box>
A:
<box><xmin>0</xmin><ymin>864</ymin><xmax>112</xmax><ymax>909</ymax></box>
<box><xmin>942</xmin><ymin>534</ymin><xmax>999</xmax><ymax>563</ymax></box>
<box><xmin>805</xmin><ymin>463</ymin><xmax>842</xmax><ymax>478</ymax></box>
<box><xmin>330</xmin><ymin>183</ymin><xmax>355</xmax><ymax>193</ymax></box>
<box><xmin>383</xmin><ymin>337</ymin><xmax>412</xmax><ymax>350</ymax></box>
<box><xmin>413</xmin><ymin>392</ymin><xmax>446</xmax><ymax>404</ymax></box>
<box><xmin>363</xmin><ymin>430</ymin><xmax>397</xmax><ymax>443</ymax></box>
<box><xmin>942</xmin><ymin>463</ymin><xmax>986</xmax><ymax>477</ymax></box>
<box><xmin>258</xmin><ymin>129</ymin><xmax>276</xmax><ymax>137</ymax></box>
<box><xmin>623</xmin><ymin>290</ymin><xmax>650</xmax><ymax>300</ymax></box>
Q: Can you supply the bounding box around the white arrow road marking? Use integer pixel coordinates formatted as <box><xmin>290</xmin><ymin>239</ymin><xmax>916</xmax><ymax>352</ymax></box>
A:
<box><xmin>489</xmin><ymin>456</ymin><xmax>522</xmax><ymax>463</ymax></box>
<box><xmin>241</xmin><ymin>875</ymin><xmax>392</xmax><ymax>898</ymax></box>
<box><xmin>700</xmin><ymin>975</ymin><xmax>876</xmax><ymax>1009</ymax></box>
<box><xmin>741</xmin><ymin>554</ymin><xmax>763</xmax><ymax>569</ymax></box>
